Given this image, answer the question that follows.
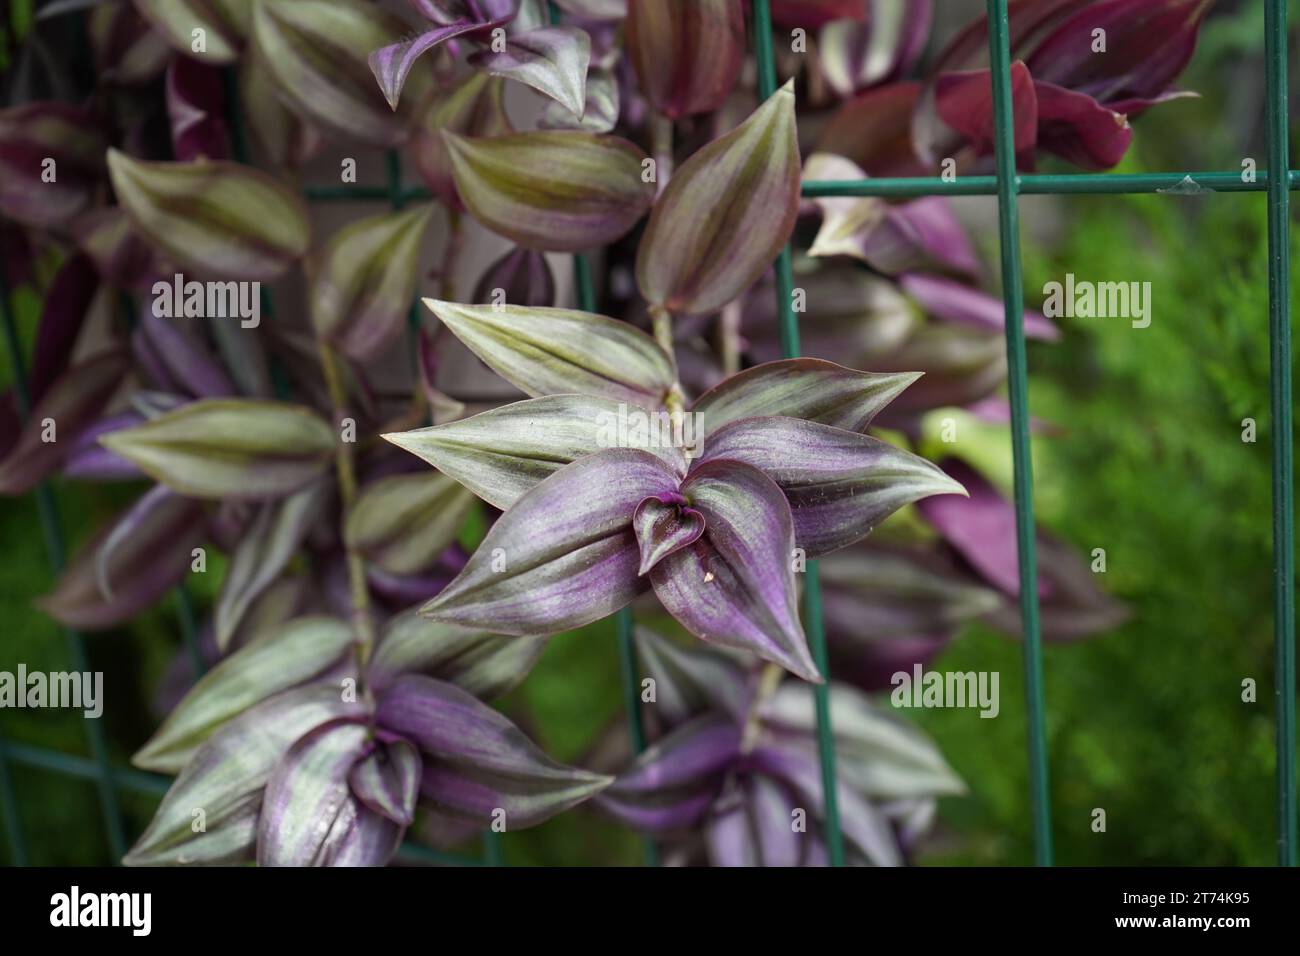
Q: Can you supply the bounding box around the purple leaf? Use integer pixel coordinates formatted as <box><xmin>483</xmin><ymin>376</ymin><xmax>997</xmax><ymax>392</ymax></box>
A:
<box><xmin>982</xmin><ymin>533</ymin><xmax>1132</xmax><ymax>641</ymax></box>
<box><xmin>422</xmin><ymin>301</ymin><xmax>674</xmax><ymax>406</ymax></box>
<box><xmin>29</xmin><ymin>252</ymin><xmax>99</xmax><ymax>404</ymax></box>
<box><xmin>139</xmin><ymin>306</ymin><xmax>238</xmax><ymax>399</ymax></box>
<box><xmin>88</xmin><ymin>1</ymin><xmax>171</xmax><ymax>85</ymax></box>
<box><xmin>706</xmin><ymin>773</ymin><xmax>803</xmax><ymax>866</ymax></box>
<box><xmin>132</xmin><ymin>0</ymin><xmax>248</xmax><ymax>64</ymax></box>
<box><xmin>62</xmin><ymin>411</ymin><xmax>148</xmax><ymax>482</ymax></box>
<box><xmin>421</xmin><ymin>449</ymin><xmax>679</xmax><ymax>634</ymax></box>
<box><xmin>1025</xmin><ymin>0</ymin><xmax>1213</xmax><ymax>105</ymax></box>
<box><xmin>472</xmin><ymin>247</ymin><xmax>556</xmax><ymax>309</ymax></box>
<box><xmin>633</xmin><ymin>491</ymin><xmax>706</xmax><ymax>574</ymax></box>
<box><xmin>900</xmin><ymin>273</ymin><xmax>1060</xmax><ymax>342</ymax></box>
<box><xmin>0</xmin><ymin>350</ymin><xmax>128</xmax><ymax>496</ymax></box>
<box><xmin>443</xmin><ymin>131</ymin><xmax>654</xmax><ymax>252</ymax></box>
<box><xmin>238</xmin><ymin>52</ymin><xmax>324</xmax><ymax>169</ymax></box>
<box><xmin>344</xmin><ymin>472</ymin><xmax>476</xmax><ymax>576</ymax></box>
<box><xmin>368</xmin><ymin>612</ymin><xmax>546</xmax><ymax>700</ymax></box>
<box><xmin>99</xmin><ymin>399</ymin><xmax>336</xmax><ymax>501</ymax></box>
<box><xmin>1033</xmin><ymin>80</ymin><xmax>1133</xmax><ymax>171</ymax></box>
<box><xmin>538</xmin><ymin>67</ymin><xmax>620</xmax><ymax>133</ymax></box>
<box><xmin>384</xmin><ymin>395</ymin><xmax>684</xmax><ymax>510</ymax></box>
<box><xmin>125</xmin><ymin>686</ymin><xmax>368</xmax><ymax>866</ymax></box>
<box><xmin>37</xmin><ymin>489</ymin><xmax>206</xmax><ymax>631</ymax></box>
<box><xmin>94</xmin><ymin>483</ymin><xmax>175</xmax><ymax>601</ymax></box>
<box><xmin>370</xmin><ymin>20</ymin><xmax>494</xmax><ymax>111</ymax></box>
<box><xmin>809</xmin><ymin>191</ymin><xmax>981</xmax><ymax>278</ymax></box>
<box><xmin>0</xmin><ymin>102</ymin><xmax>105</xmax><ymax>229</ymax></box>
<box><xmin>634</xmin><ymin>627</ymin><xmax>752</xmax><ymax>724</ymax></box>
<box><xmin>253</xmin><ymin>0</ymin><xmax>427</xmax><ymax>147</ymax></box>
<box><xmin>376</xmin><ymin>674</ymin><xmax>613</xmax><ymax>828</ymax></box>
<box><xmin>258</xmin><ymin>719</ymin><xmax>402</xmax><ymax>867</ymax></box>
<box><xmin>637</xmin><ymin>80</ymin><xmax>799</xmax><ymax>315</ymax></box>
<box><xmin>696</xmin><ymin>416</ymin><xmax>967</xmax><ymax>556</ymax></box>
<box><xmin>216</xmin><ymin>480</ymin><xmax>328</xmax><ymax>651</ymax></box>
<box><xmin>135</xmin><ymin>616</ymin><xmax>358</xmax><ymax>773</ymax></box>
<box><xmin>310</xmin><ymin>205</ymin><xmax>435</xmax><ymax>363</ymax></box>
<box><xmin>691</xmin><ymin>358</ymin><xmax>920</xmax><ymax>434</ymax></box>
<box><xmin>626</xmin><ymin>0</ymin><xmax>744</xmax><ymax>119</ymax></box>
<box><xmin>349</xmin><ymin>737</ymin><xmax>422</xmax><ymax>827</ymax></box>
<box><xmin>748</xmin><ymin>741</ymin><xmax>902</xmax><ymax>866</ymax></box>
<box><xmin>815</xmin><ymin>81</ymin><xmax>929</xmax><ymax>178</ymax></box>
<box><xmin>925</xmin><ymin>460</ymin><xmax>1129</xmax><ymax>641</ymax></box>
<box><xmin>598</xmin><ymin>713</ymin><xmax>740</xmax><ymax>832</ymax></box>
<box><xmin>165</xmin><ymin>56</ymin><xmax>230</xmax><ymax>161</ymax></box>
<box><xmin>411</xmin><ymin>73</ymin><xmax>513</xmax><ymax>210</ymax></box>
<box><xmin>935</xmin><ymin>61</ymin><xmax>1038</xmax><ymax>156</ymax></box>
<box><xmin>650</xmin><ymin>459</ymin><xmax>819</xmax><ymax>682</ymax></box>
<box><xmin>73</xmin><ymin>207</ymin><xmax>158</xmax><ymax>291</ymax></box>
<box><xmin>818</xmin><ymin>0</ymin><xmax>933</xmax><ymax>97</ymax></box>
<box><xmin>469</xmin><ymin>26</ymin><xmax>592</xmax><ymax>117</ymax></box>
<box><xmin>107</xmin><ymin>149</ymin><xmax>311</xmax><ymax>282</ymax></box>
<box><xmin>916</xmin><ymin>457</ymin><xmax>1047</xmax><ymax>598</ymax></box>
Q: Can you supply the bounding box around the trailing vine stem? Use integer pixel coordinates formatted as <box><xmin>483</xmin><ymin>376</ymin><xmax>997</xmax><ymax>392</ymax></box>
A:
<box><xmin>649</xmin><ymin>304</ymin><xmax>687</xmax><ymax>427</ymax></box>
<box><xmin>317</xmin><ymin>338</ymin><xmax>377</xmax><ymax>669</ymax></box>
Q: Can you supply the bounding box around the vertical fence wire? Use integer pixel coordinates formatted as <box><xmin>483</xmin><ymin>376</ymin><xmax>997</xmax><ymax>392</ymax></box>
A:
<box><xmin>0</xmin><ymin>273</ymin><xmax>128</xmax><ymax>863</ymax></box>
<box><xmin>1264</xmin><ymin>0</ymin><xmax>1297</xmax><ymax>868</ymax></box>
<box><xmin>984</xmin><ymin>0</ymin><xmax>1053</xmax><ymax>865</ymax></box>
<box><xmin>752</xmin><ymin>0</ymin><xmax>845</xmax><ymax>867</ymax></box>
<box><xmin>575</xmin><ymin>252</ymin><xmax>659</xmax><ymax>866</ymax></box>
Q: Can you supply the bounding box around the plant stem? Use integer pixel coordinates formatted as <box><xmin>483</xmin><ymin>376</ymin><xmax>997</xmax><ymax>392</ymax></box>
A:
<box><xmin>740</xmin><ymin>663</ymin><xmax>784</xmax><ymax>755</ymax></box>
<box><xmin>650</xmin><ymin>113</ymin><xmax>673</xmax><ymax>199</ymax></box>
<box><xmin>318</xmin><ymin>339</ymin><xmax>377</xmax><ymax>666</ymax></box>
<box><xmin>440</xmin><ymin>209</ymin><xmax>463</xmax><ymax>301</ymax></box>
<box><xmin>649</xmin><ymin>304</ymin><xmax>687</xmax><ymax>422</ymax></box>
<box><xmin>720</xmin><ymin>300</ymin><xmax>743</xmax><ymax>376</ymax></box>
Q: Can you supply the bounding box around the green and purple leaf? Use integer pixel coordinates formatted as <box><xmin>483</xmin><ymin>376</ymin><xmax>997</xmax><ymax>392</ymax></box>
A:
<box><xmin>384</xmin><ymin>395</ymin><xmax>683</xmax><ymax>510</ymax></box>
<box><xmin>421</xmin><ymin>449</ymin><xmax>679</xmax><ymax>634</ymax></box>
<box><xmin>423</xmin><ymin>301</ymin><xmax>675</xmax><ymax>405</ymax></box>
<box><xmin>309</xmin><ymin>205</ymin><xmax>435</xmax><ymax>362</ymax></box>
<box><xmin>444</xmin><ymin>130</ymin><xmax>654</xmax><ymax>251</ymax></box>
<box><xmin>123</xmin><ymin>685</ymin><xmax>366</xmax><ymax>866</ymax></box>
<box><xmin>344</xmin><ymin>471</ymin><xmax>476</xmax><ymax>576</ymax></box>
<box><xmin>254</xmin><ymin>0</ymin><xmax>424</xmax><ymax>147</ymax></box>
<box><xmin>0</xmin><ymin>102</ymin><xmax>105</xmax><ymax>228</ymax></box>
<box><xmin>107</xmin><ymin>149</ymin><xmax>310</xmax><ymax>281</ymax></box>
<box><xmin>468</xmin><ymin>26</ymin><xmax>592</xmax><ymax>117</ymax></box>
<box><xmin>637</xmin><ymin>80</ymin><xmax>800</xmax><ymax>314</ymax></box>
<box><xmin>258</xmin><ymin>719</ymin><xmax>402</xmax><ymax>866</ymax></box>
<box><xmin>134</xmin><ymin>616</ymin><xmax>357</xmax><ymax>773</ymax></box>
<box><xmin>368</xmin><ymin>612</ymin><xmax>547</xmax><ymax>700</ymax></box>
<box><xmin>650</xmin><ymin>459</ymin><xmax>819</xmax><ymax>682</ymax></box>
<box><xmin>376</xmin><ymin>674</ymin><xmax>613</xmax><ymax>827</ymax></box>
<box><xmin>626</xmin><ymin>0</ymin><xmax>744</xmax><ymax>119</ymax></box>
<box><xmin>691</xmin><ymin>358</ymin><xmax>920</xmax><ymax>434</ymax></box>
<box><xmin>99</xmin><ymin>399</ymin><xmax>336</xmax><ymax>500</ymax></box>
<box><xmin>697</xmin><ymin>416</ymin><xmax>966</xmax><ymax>556</ymax></box>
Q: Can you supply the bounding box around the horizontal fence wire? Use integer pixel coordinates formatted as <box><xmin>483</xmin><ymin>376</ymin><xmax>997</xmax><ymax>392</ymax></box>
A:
<box><xmin>302</xmin><ymin>170</ymin><xmax>1300</xmax><ymax>206</ymax></box>
<box><xmin>1</xmin><ymin>0</ymin><xmax>1296</xmax><ymax>869</ymax></box>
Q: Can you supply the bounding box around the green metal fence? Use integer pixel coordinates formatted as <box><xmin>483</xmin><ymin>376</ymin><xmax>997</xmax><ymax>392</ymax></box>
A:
<box><xmin>0</xmin><ymin>0</ymin><xmax>1295</xmax><ymax>868</ymax></box>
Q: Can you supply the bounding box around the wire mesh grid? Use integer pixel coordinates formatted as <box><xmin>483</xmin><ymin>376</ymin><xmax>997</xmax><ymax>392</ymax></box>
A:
<box><xmin>0</xmin><ymin>0</ymin><xmax>1294</xmax><ymax>868</ymax></box>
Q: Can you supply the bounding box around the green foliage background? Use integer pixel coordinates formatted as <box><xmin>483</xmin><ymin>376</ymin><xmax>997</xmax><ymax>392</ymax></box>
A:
<box><xmin>2</xmin><ymin>0</ymin><xmax>1298</xmax><ymax>866</ymax></box>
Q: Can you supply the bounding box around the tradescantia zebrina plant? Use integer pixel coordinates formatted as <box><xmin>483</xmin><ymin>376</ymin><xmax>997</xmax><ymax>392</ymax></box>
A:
<box><xmin>384</xmin><ymin>80</ymin><xmax>966</xmax><ymax>683</ymax></box>
<box><xmin>0</xmin><ymin>0</ymin><xmax>1181</xmax><ymax>866</ymax></box>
